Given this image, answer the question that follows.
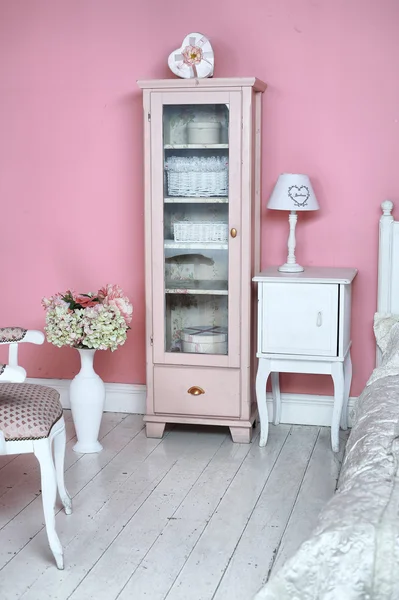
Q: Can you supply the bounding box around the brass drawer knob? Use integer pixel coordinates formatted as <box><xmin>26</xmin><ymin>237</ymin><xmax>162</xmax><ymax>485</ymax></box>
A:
<box><xmin>187</xmin><ymin>386</ymin><xmax>205</xmax><ymax>396</ymax></box>
<box><xmin>230</xmin><ymin>228</ymin><xmax>237</xmax><ymax>238</ymax></box>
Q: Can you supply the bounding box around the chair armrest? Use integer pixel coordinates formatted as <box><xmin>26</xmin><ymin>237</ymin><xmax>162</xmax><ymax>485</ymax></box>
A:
<box><xmin>0</xmin><ymin>364</ymin><xmax>27</xmax><ymax>382</ymax></box>
<box><xmin>21</xmin><ymin>330</ymin><xmax>45</xmax><ymax>345</ymax></box>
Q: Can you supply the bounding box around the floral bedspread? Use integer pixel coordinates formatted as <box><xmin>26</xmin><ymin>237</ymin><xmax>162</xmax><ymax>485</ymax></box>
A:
<box><xmin>254</xmin><ymin>375</ymin><xmax>399</xmax><ymax>600</ymax></box>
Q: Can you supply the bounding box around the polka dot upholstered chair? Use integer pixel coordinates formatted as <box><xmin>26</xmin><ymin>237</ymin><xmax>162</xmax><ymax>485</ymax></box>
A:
<box><xmin>0</xmin><ymin>327</ymin><xmax>72</xmax><ymax>569</ymax></box>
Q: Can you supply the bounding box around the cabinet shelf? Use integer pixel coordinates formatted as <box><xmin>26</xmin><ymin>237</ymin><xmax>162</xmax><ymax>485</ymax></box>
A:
<box><xmin>164</xmin><ymin>240</ymin><xmax>228</xmax><ymax>250</ymax></box>
<box><xmin>164</xmin><ymin>144</ymin><xmax>228</xmax><ymax>150</ymax></box>
<box><xmin>164</xmin><ymin>197</ymin><xmax>228</xmax><ymax>204</ymax></box>
<box><xmin>165</xmin><ymin>280</ymin><xmax>228</xmax><ymax>295</ymax></box>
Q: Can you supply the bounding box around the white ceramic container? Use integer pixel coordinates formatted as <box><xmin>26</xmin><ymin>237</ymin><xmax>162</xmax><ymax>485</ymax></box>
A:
<box><xmin>187</xmin><ymin>121</ymin><xmax>221</xmax><ymax>144</ymax></box>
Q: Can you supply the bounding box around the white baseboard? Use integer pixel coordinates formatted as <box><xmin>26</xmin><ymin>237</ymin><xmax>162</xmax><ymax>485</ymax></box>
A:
<box><xmin>266</xmin><ymin>392</ymin><xmax>357</xmax><ymax>428</ymax></box>
<box><xmin>27</xmin><ymin>378</ymin><xmax>357</xmax><ymax>427</ymax></box>
<box><xmin>27</xmin><ymin>378</ymin><xmax>146</xmax><ymax>414</ymax></box>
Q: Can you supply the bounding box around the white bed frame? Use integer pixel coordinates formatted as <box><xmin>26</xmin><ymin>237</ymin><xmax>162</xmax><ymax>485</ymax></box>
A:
<box><xmin>377</xmin><ymin>200</ymin><xmax>399</xmax><ymax>365</ymax></box>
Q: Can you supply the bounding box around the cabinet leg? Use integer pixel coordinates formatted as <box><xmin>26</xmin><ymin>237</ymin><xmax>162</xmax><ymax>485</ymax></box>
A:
<box><xmin>256</xmin><ymin>358</ymin><xmax>271</xmax><ymax>447</ymax></box>
<box><xmin>145</xmin><ymin>422</ymin><xmax>166</xmax><ymax>439</ymax></box>
<box><xmin>271</xmin><ymin>372</ymin><xmax>281</xmax><ymax>425</ymax></box>
<box><xmin>229</xmin><ymin>426</ymin><xmax>252</xmax><ymax>444</ymax></box>
<box><xmin>331</xmin><ymin>362</ymin><xmax>345</xmax><ymax>453</ymax></box>
<box><xmin>340</xmin><ymin>352</ymin><xmax>352</xmax><ymax>431</ymax></box>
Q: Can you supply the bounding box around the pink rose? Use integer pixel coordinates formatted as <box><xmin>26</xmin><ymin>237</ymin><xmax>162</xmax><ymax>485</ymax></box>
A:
<box><xmin>98</xmin><ymin>284</ymin><xmax>123</xmax><ymax>301</ymax></box>
<box><xmin>108</xmin><ymin>297</ymin><xmax>133</xmax><ymax>325</ymax></box>
<box><xmin>75</xmin><ymin>294</ymin><xmax>98</xmax><ymax>308</ymax></box>
<box><xmin>97</xmin><ymin>284</ymin><xmax>133</xmax><ymax>325</ymax></box>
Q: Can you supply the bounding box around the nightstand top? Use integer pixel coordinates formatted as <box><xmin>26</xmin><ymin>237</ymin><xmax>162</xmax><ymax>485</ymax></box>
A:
<box><xmin>253</xmin><ymin>266</ymin><xmax>358</xmax><ymax>284</ymax></box>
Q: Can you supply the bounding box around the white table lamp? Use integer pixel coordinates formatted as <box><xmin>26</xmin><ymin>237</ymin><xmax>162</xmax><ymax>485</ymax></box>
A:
<box><xmin>267</xmin><ymin>173</ymin><xmax>319</xmax><ymax>272</ymax></box>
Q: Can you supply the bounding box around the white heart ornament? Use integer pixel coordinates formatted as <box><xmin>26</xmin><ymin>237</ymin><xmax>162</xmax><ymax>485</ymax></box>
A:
<box><xmin>168</xmin><ymin>33</ymin><xmax>214</xmax><ymax>79</ymax></box>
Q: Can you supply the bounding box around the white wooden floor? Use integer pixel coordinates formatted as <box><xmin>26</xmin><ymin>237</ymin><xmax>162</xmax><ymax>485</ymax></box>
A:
<box><xmin>0</xmin><ymin>412</ymin><xmax>348</xmax><ymax>600</ymax></box>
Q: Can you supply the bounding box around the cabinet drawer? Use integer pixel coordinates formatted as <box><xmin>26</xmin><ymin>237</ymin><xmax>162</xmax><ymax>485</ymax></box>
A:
<box><xmin>153</xmin><ymin>366</ymin><xmax>240</xmax><ymax>418</ymax></box>
<box><xmin>261</xmin><ymin>282</ymin><xmax>339</xmax><ymax>356</ymax></box>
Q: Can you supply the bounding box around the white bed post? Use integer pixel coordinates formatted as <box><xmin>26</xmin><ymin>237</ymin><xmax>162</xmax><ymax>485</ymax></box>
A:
<box><xmin>377</xmin><ymin>200</ymin><xmax>394</xmax><ymax>365</ymax></box>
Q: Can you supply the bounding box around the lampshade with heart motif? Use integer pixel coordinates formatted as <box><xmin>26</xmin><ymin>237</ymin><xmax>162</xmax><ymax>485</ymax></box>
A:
<box><xmin>267</xmin><ymin>174</ymin><xmax>319</xmax><ymax>272</ymax></box>
<box><xmin>267</xmin><ymin>173</ymin><xmax>319</xmax><ymax>212</ymax></box>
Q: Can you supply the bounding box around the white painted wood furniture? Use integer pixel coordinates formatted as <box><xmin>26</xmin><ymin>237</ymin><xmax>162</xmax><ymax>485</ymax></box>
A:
<box><xmin>376</xmin><ymin>200</ymin><xmax>399</xmax><ymax>360</ymax></box>
<box><xmin>253</xmin><ymin>267</ymin><xmax>358</xmax><ymax>452</ymax></box>
<box><xmin>0</xmin><ymin>327</ymin><xmax>71</xmax><ymax>569</ymax></box>
<box><xmin>138</xmin><ymin>77</ymin><xmax>266</xmax><ymax>443</ymax></box>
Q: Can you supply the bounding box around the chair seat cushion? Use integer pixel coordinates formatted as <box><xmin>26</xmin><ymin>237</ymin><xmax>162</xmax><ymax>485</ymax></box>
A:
<box><xmin>0</xmin><ymin>383</ymin><xmax>63</xmax><ymax>440</ymax></box>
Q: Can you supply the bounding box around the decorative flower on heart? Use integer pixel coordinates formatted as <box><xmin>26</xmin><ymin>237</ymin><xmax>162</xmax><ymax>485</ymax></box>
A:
<box><xmin>182</xmin><ymin>45</ymin><xmax>203</xmax><ymax>65</ymax></box>
<box><xmin>42</xmin><ymin>285</ymin><xmax>133</xmax><ymax>352</ymax></box>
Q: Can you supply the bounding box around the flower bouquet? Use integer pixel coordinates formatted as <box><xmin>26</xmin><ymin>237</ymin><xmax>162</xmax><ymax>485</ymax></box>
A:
<box><xmin>42</xmin><ymin>284</ymin><xmax>133</xmax><ymax>352</ymax></box>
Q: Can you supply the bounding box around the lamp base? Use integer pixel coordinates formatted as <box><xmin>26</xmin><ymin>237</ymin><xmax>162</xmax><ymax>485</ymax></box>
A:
<box><xmin>278</xmin><ymin>262</ymin><xmax>304</xmax><ymax>273</ymax></box>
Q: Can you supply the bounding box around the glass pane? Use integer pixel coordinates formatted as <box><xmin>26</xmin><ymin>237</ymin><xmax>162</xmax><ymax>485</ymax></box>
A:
<box><xmin>163</xmin><ymin>103</ymin><xmax>229</xmax><ymax>355</ymax></box>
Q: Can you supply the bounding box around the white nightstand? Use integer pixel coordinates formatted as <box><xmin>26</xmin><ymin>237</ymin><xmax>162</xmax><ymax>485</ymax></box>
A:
<box><xmin>253</xmin><ymin>266</ymin><xmax>358</xmax><ymax>452</ymax></box>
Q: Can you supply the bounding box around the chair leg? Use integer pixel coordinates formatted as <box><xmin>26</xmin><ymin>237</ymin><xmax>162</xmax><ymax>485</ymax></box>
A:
<box><xmin>34</xmin><ymin>438</ymin><xmax>64</xmax><ymax>570</ymax></box>
<box><xmin>53</xmin><ymin>419</ymin><xmax>72</xmax><ymax>515</ymax></box>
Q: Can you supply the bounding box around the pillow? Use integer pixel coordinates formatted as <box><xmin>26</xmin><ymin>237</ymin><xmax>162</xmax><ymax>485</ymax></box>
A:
<box><xmin>373</xmin><ymin>312</ymin><xmax>399</xmax><ymax>353</ymax></box>
<box><xmin>367</xmin><ymin>317</ymin><xmax>399</xmax><ymax>385</ymax></box>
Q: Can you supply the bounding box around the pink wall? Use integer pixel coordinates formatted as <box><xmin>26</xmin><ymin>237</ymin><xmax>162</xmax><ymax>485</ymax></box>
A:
<box><xmin>1</xmin><ymin>0</ymin><xmax>398</xmax><ymax>396</ymax></box>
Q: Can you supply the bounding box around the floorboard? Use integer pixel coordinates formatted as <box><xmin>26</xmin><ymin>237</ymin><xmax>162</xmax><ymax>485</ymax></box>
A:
<box><xmin>0</xmin><ymin>412</ymin><xmax>348</xmax><ymax>600</ymax></box>
<box><xmin>213</xmin><ymin>425</ymin><xmax>319</xmax><ymax>600</ymax></box>
<box><xmin>271</xmin><ymin>427</ymin><xmax>349</xmax><ymax>574</ymax></box>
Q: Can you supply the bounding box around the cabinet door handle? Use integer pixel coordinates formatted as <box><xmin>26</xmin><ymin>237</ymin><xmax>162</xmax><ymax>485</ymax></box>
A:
<box><xmin>316</xmin><ymin>311</ymin><xmax>322</xmax><ymax>327</ymax></box>
<box><xmin>230</xmin><ymin>228</ymin><xmax>237</xmax><ymax>238</ymax></box>
<box><xmin>187</xmin><ymin>386</ymin><xmax>205</xmax><ymax>396</ymax></box>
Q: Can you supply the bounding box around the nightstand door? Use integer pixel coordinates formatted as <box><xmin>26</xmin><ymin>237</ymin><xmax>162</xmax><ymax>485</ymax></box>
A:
<box><xmin>261</xmin><ymin>282</ymin><xmax>339</xmax><ymax>356</ymax></box>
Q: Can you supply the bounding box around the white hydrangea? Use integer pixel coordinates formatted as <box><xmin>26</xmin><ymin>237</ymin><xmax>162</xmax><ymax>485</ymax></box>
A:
<box><xmin>44</xmin><ymin>304</ymin><xmax>128</xmax><ymax>352</ymax></box>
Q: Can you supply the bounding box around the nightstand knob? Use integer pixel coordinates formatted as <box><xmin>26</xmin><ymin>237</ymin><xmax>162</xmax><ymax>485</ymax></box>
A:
<box><xmin>188</xmin><ymin>386</ymin><xmax>205</xmax><ymax>396</ymax></box>
<box><xmin>317</xmin><ymin>311</ymin><xmax>323</xmax><ymax>327</ymax></box>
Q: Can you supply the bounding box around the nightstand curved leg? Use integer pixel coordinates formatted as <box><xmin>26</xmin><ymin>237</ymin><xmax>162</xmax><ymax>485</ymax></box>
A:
<box><xmin>271</xmin><ymin>372</ymin><xmax>281</xmax><ymax>425</ymax></box>
<box><xmin>331</xmin><ymin>362</ymin><xmax>345</xmax><ymax>453</ymax></box>
<box><xmin>256</xmin><ymin>358</ymin><xmax>270</xmax><ymax>447</ymax></box>
<box><xmin>340</xmin><ymin>352</ymin><xmax>352</xmax><ymax>431</ymax></box>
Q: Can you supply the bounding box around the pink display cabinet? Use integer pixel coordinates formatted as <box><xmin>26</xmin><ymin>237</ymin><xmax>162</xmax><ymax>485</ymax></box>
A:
<box><xmin>137</xmin><ymin>77</ymin><xmax>266</xmax><ymax>442</ymax></box>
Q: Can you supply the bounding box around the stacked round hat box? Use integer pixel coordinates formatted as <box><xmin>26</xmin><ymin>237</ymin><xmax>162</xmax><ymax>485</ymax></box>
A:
<box><xmin>180</xmin><ymin>326</ymin><xmax>228</xmax><ymax>354</ymax></box>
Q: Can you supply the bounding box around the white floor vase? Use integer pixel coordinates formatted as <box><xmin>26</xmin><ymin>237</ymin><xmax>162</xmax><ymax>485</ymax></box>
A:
<box><xmin>70</xmin><ymin>348</ymin><xmax>105</xmax><ymax>453</ymax></box>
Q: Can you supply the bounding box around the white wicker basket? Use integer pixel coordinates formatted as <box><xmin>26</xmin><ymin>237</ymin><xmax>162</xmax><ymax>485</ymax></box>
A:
<box><xmin>165</xmin><ymin>156</ymin><xmax>228</xmax><ymax>198</ymax></box>
<box><xmin>174</xmin><ymin>221</ymin><xmax>228</xmax><ymax>242</ymax></box>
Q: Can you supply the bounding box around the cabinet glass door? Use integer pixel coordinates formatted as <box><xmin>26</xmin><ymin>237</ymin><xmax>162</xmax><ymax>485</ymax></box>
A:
<box><xmin>151</xmin><ymin>91</ymin><xmax>241</xmax><ymax>366</ymax></box>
